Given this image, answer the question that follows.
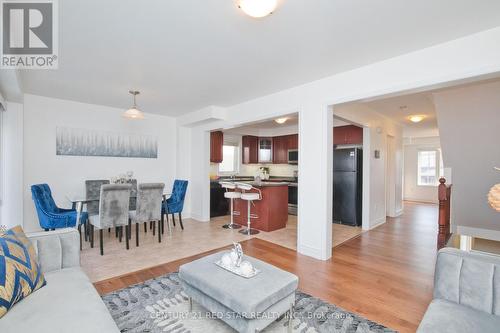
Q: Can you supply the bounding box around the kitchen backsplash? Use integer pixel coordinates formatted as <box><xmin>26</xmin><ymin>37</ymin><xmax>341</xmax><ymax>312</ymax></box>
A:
<box><xmin>239</xmin><ymin>164</ymin><xmax>298</xmax><ymax>177</ymax></box>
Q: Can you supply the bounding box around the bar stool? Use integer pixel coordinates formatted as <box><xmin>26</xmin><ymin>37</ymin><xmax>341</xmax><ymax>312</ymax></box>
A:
<box><xmin>220</xmin><ymin>182</ymin><xmax>242</xmax><ymax>229</ymax></box>
<box><xmin>235</xmin><ymin>182</ymin><xmax>261</xmax><ymax>235</ymax></box>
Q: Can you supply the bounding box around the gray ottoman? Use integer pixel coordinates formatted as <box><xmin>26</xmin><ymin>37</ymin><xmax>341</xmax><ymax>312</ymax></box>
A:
<box><xmin>179</xmin><ymin>252</ymin><xmax>299</xmax><ymax>333</ymax></box>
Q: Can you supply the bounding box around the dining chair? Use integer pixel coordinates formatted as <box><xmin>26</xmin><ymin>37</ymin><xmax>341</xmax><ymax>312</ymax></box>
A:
<box><xmin>85</xmin><ymin>179</ymin><xmax>110</xmax><ymax>239</ymax></box>
<box><xmin>162</xmin><ymin>180</ymin><xmax>188</xmax><ymax>230</ymax></box>
<box><xmin>31</xmin><ymin>184</ymin><xmax>88</xmax><ymax>249</ymax></box>
<box><xmin>128</xmin><ymin>179</ymin><xmax>138</xmax><ymax>210</ymax></box>
<box><xmin>129</xmin><ymin>183</ymin><xmax>165</xmax><ymax>245</ymax></box>
<box><xmin>88</xmin><ymin>184</ymin><xmax>131</xmax><ymax>255</ymax></box>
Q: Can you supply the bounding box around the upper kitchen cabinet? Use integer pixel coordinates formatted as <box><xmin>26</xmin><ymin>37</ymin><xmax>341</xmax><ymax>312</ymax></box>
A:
<box><xmin>258</xmin><ymin>137</ymin><xmax>273</xmax><ymax>163</ymax></box>
<box><xmin>333</xmin><ymin>125</ymin><xmax>363</xmax><ymax>145</ymax></box>
<box><xmin>287</xmin><ymin>134</ymin><xmax>299</xmax><ymax>150</ymax></box>
<box><xmin>242</xmin><ymin>135</ymin><xmax>259</xmax><ymax>164</ymax></box>
<box><xmin>272</xmin><ymin>136</ymin><xmax>288</xmax><ymax>164</ymax></box>
<box><xmin>210</xmin><ymin>131</ymin><xmax>224</xmax><ymax>163</ymax></box>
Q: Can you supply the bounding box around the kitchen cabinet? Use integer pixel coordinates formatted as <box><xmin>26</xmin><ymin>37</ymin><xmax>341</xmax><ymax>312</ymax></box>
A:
<box><xmin>242</xmin><ymin>135</ymin><xmax>259</xmax><ymax>164</ymax></box>
<box><xmin>272</xmin><ymin>136</ymin><xmax>288</xmax><ymax>164</ymax></box>
<box><xmin>210</xmin><ymin>131</ymin><xmax>223</xmax><ymax>163</ymax></box>
<box><xmin>333</xmin><ymin>125</ymin><xmax>363</xmax><ymax>145</ymax></box>
<box><xmin>258</xmin><ymin>137</ymin><xmax>273</xmax><ymax>163</ymax></box>
<box><xmin>287</xmin><ymin>134</ymin><xmax>299</xmax><ymax>150</ymax></box>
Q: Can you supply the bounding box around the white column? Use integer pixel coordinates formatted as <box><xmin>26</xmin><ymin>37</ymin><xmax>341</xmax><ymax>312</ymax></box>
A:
<box><xmin>297</xmin><ymin>103</ymin><xmax>333</xmax><ymax>260</ymax></box>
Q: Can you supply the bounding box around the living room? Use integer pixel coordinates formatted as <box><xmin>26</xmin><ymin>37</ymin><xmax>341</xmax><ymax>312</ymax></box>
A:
<box><xmin>1</xmin><ymin>1</ymin><xmax>500</xmax><ymax>332</ymax></box>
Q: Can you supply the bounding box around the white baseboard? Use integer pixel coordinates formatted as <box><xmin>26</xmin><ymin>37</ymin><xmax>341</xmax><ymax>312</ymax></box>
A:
<box><xmin>370</xmin><ymin>217</ymin><xmax>386</xmax><ymax>230</ymax></box>
<box><xmin>297</xmin><ymin>243</ymin><xmax>330</xmax><ymax>261</ymax></box>
<box><xmin>394</xmin><ymin>208</ymin><xmax>403</xmax><ymax>217</ymax></box>
<box><xmin>404</xmin><ymin>197</ymin><xmax>438</xmax><ymax>204</ymax></box>
<box><xmin>456</xmin><ymin>226</ymin><xmax>500</xmax><ymax>242</ymax></box>
<box><xmin>189</xmin><ymin>212</ymin><xmax>209</xmax><ymax>222</ymax></box>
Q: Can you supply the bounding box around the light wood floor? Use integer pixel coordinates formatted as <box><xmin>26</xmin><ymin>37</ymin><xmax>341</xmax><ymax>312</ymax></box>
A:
<box><xmin>81</xmin><ymin>214</ymin><xmax>362</xmax><ymax>282</ymax></box>
<box><xmin>94</xmin><ymin>201</ymin><xmax>438</xmax><ymax>332</ymax></box>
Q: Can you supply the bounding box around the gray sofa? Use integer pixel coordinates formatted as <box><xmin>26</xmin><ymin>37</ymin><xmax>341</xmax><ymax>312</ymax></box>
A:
<box><xmin>417</xmin><ymin>248</ymin><xmax>500</xmax><ymax>333</ymax></box>
<box><xmin>0</xmin><ymin>228</ymin><xmax>119</xmax><ymax>333</ymax></box>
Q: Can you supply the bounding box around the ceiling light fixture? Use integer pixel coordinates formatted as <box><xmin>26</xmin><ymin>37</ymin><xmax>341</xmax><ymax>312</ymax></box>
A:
<box><xmin>408</xmin><ymin>115</ymin><xmax>425</xmax><ymax>123</ymax></box>
<box><xmin>238</xmin><ymin>0</ymin><xmax>278</xmax><ymax>18</ymax></box>
<box><xmin>123</xmin><ymin>90</ymin><xmax>145</xmax><ymax>120</ymax></box>
<box><xmin>274</xmin><ymin>117</ymin><xmax>288</xmax><ymax>124</ymax></box>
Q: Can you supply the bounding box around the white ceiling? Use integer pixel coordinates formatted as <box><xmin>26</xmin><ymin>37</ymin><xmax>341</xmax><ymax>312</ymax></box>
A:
<box><xmin>364</xmin><ymin>92</ymin><xmax>439</xmax><ymax>138</ymax></box>
<box><xmin>18</xmin><ymin>0</ymin><xmax>500</xmax><ymax>116</ymax></box>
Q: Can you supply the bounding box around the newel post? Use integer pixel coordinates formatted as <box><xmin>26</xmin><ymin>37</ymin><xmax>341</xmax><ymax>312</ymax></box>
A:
<box><xmin>437</xmin><ymin>177</ymin><xmax>452</xmax><ymax>249</ymax></box>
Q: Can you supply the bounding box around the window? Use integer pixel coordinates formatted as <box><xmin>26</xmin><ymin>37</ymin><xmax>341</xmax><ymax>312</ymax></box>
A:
<box><xmin>219</xmin><ymin>145</ymin><xmax>239</xmax><ymax>174</ymax></box>
<box><xmin>417</xmin><ymin>150</ymin><xmax>444</xmax><ymax>186</ymax></box>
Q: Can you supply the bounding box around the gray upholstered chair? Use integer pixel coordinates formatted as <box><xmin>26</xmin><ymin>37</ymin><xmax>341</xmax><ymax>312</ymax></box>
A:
<box><xmin>128</xmin><ymin>179</ymin><xmax>138</xmax><ymax>210</ymax></box>
<box><xmin>85</xmin><ymin>179</ymin><xmax>110</xmax><ymax>240</ymax></box>
<box><xmin>129</xmin><ymin>183</ymin><xmax>165</xmax><ymax>245</ymax></box>
<box><xmin>89</xmin><ymin>184</ymin><xmax>131</xmax><ymax>255</ymax></box>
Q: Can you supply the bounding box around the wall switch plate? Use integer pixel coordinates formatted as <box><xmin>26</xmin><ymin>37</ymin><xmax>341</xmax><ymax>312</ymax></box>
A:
<box><xmin>374</xmin><ymin>150</ymin><xmax>381</xmax><ymax>159</ymax></box>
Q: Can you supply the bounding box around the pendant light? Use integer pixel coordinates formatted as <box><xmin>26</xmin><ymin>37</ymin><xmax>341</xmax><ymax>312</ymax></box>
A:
<box><xmin>238</xmin><ymin>0</ymin><xmax>278</xmax><ymax>18</ymax></box>
<box><xmin>123</xmin><ymin>90</ymin><xmax>145</xmax><ymax>119</ymax></box>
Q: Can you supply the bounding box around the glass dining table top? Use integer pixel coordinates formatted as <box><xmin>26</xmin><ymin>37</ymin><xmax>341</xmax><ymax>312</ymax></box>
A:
<box><xmin>67</xmin><ymin>192</ymin><xmax>171</xmax><ymax>204</ymax></box>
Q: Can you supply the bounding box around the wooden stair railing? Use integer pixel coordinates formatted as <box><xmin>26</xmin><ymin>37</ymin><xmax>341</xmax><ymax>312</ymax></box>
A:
<box><xmin>437</xmin><ymin>177</ymin><xmax>452</xmax><ymax>249</ymax></box>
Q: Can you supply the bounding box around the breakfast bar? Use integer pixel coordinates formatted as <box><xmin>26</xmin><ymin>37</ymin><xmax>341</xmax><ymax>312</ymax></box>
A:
<box><xmin>232</xmin><ymin>182</ymin><xmax>289</xmax><ymax>232</ymax></box>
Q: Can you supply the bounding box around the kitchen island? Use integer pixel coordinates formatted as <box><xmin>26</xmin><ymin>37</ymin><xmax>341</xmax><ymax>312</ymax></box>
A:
<box><xmin>232</xmin><ymin>181</ymin><xmax>289</xmax><ymax>232</ymax></box>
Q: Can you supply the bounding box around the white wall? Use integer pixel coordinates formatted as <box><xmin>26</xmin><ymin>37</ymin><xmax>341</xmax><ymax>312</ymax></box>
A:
<box><xmin>0</xmin><ymin>102</ymin><xmax>24</xmax><ymax>230</ymax></box>
<box><xmin>179</xmin><ymin>26</ymin><xmax>500</xmax><ymax>260</ymax></box>
<box><xmin>23</xmin><ymin>94</ymin><xmax>177</xmax><ymax>232</ymax></box>
<box><xmin>433</xmin><ymin>81</ymin><xmax>500</xmax><ymax>235</ymax></box>
<box><xmin>403</xmin><ymin>136</ymin><xmax>441</xmax><ymax>203</ymax></box>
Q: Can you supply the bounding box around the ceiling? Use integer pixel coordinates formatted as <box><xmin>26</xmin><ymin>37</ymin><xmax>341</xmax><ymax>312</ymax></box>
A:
<box><xmin>18</xmin><ymin>0</ymin><xmax>500</xmax><ymax>117</ymax></box>
<box><xmin>364</xmin><ymin>92</ymin><xmax>438</xmax><ymax>138</ymax></box>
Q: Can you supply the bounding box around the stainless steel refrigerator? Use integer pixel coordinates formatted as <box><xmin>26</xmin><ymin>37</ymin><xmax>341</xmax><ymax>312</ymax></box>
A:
<box><xmin>333</xmin><ymin>148</ymin><xmax>363</xmax><ymax>226</ymax></box>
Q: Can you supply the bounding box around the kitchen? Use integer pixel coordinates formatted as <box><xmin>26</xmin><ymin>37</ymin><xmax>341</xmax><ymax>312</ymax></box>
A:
<box><xmin>209</xmin><ymin>115</ymin><xmax>299</xmax><ymax>238</ymax></box>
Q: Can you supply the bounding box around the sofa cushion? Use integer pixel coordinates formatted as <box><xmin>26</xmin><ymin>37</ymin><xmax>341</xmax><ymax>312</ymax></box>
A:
<box><xmin>179</xmin><ymin>252</ymin><xmax>298</xmax><ymax>318</ymax></box>
<box><xmin>417</xmin><ymin>299</ymin><xmax>500</xmax><ymax>333</ymax></box>
<box><xmin>0</xmin><ymin>226</ymin><xmax>46</xmax><ymax>318</ymax></box>
<box><xmin>0</xmin><ymin>267</ymin><xmax>119</xmax><ymax>333</ymax></box>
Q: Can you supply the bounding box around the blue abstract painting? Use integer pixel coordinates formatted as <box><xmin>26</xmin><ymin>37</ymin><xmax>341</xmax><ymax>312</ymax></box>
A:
<box><xmin>56</xmin><ymin>127</ymin><xmax>158</xmax><ymax>158</ymax></box>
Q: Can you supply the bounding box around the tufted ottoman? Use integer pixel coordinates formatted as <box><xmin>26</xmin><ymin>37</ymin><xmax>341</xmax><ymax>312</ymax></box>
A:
<box><xmin>179</xmin><ymin>252</ymin><xmax>299</xmax><ymax>333</ymax></box>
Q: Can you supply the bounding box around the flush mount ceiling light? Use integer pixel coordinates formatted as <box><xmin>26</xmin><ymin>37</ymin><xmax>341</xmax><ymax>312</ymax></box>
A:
<box><xmin>123</xmin><ymin>90</ymin><xmax>145</xmax><ymax>120</ymax></box>
<box><xmin>238</xmin><ymin>0</ymin><xmax>278</xmax><ymax>18</ymax></box>
<box><xmin>408</xmin><ymin>115</ymin><xmax>425</xmax><ymax>123</ymax></box>
<box><xmin>275</xmin><ymin>117</ymin><xmax>288</xmax><ymax>124</ymax></box>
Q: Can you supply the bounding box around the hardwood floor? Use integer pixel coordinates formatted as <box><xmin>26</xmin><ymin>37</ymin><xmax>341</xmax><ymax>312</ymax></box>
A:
<box><xmin>94</xmin><ymin>202</ymin><xmax>438</xmax><ymax>332</ymax></box>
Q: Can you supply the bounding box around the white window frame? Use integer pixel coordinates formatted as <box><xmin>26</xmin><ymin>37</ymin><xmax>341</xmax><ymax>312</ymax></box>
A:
<box><xmin>417</xmin><ymin>149</ymin><xmax>444</xmax><ymax>187</ymax></box>
<box><xmin>218</xmin><ymin>143</ymin><xmax>240</xmax><ymax>176</ymax></box>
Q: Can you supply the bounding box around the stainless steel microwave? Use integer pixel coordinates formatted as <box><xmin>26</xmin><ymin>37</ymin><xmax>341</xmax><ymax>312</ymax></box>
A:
<box><xmin>288</xmin><ymin>149</ymin><xmax>298</xmax><ymax>164</ymax></box>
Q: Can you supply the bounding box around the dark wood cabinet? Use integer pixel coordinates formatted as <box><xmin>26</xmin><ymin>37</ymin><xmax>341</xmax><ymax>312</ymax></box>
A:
<box><xmin>210</xmin><ymin>131</ymin><xmax>223</xmax><ymax>163</ymax></box>
<box><xmin>272</xmin><ymin>136</ymin><xmax>288</xmax><ymax>164</ymax></box>
<box><xmin>287</xmin><ymin>134</ymin><xmax>298</xmax><ymax>150</ymax></box>
<box><xmin>242</xmin><ymin>135</ymin><xmax>259</xmax><ymax>164</ymax></box>
<box><xmin>333</xmin><ymin>125</ymin><xmax>363</xmax><ymax>145</ymax></box>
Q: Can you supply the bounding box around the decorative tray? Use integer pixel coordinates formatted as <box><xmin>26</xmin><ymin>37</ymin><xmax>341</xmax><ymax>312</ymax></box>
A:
<box><xmin>215</xmin><ymin>260</ymin><xmax>260</xmax><ymax>279</ymax></box>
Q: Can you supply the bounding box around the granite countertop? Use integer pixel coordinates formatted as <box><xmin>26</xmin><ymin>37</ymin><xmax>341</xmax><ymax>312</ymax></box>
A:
<box><xmin>241</xmin><ymin>181</ymin><xmax>290</xmax><ymax>187</ymax></box>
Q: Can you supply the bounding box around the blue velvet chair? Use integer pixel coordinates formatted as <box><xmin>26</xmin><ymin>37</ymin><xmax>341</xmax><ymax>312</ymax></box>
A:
<box><xmin>31</xmin><ymin>184</ymin><xmax>88</xmax><ymax>230</ymax></box>
<box><xmin>162</xmin><ymin>180</ymin><xmax>188</xmax><ymax>230</ymax></box>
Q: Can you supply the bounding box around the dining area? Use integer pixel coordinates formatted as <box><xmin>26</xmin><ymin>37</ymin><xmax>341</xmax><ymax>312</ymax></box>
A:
<box><xmin>30</xmin><ymin>174</ymin><xmax>189</xmax><ymax>256</ymax></box>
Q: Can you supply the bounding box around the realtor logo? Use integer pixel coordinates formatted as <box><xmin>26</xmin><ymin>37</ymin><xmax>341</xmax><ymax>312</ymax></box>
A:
<box><xmin>1</xmin><ymin>0</ymin><xmax>58</xmax><ymax>69</ymax></box>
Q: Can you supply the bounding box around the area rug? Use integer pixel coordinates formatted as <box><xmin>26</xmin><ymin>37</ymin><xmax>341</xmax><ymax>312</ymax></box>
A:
<box><xmin>102</xmin><ymin>272</ymin><xmax>397</xmax><ymax>333</ymax></box>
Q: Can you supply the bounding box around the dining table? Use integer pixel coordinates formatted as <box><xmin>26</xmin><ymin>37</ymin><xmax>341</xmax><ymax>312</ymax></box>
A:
<box><xmin>67</xmin><ymin>192</ymin><xmax>171</xmax><ymax>230</ymax></box>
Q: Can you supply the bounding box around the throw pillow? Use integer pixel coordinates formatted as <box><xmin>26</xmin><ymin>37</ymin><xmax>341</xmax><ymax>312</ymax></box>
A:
<box><xmin>0</xmin><ymin>226</ymin><xmax>46</xmax><ymax>318</ymax></box>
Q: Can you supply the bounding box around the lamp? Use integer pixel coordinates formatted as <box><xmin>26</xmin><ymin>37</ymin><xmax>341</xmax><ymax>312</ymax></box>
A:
<box><xmin>488</xmin><ymin>167</ymin><xmax>500</xmax><ymax>212</ymax></box>
<box><xmin>408</xmin><ymin>115</ymin><xmax>425</xmax><ymax>123</ymax></box>
<box><xmin>123</xmin><ymin>90</ymin><xmax>145</xmax><ymax>119</ymax></box>
<box><xmin>238</xmin><ymin>0</ymin><xmax>278</xmax><ymax>18</ymax></box>
<box><xmin>274</xmin><ymin>117</ymin><xmax>288</xmax><ymax>124</ymax></box>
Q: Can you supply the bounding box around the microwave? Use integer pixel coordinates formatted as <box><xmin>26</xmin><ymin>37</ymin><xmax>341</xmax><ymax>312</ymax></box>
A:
<box><xmin>288</xmin><ymin>149</ymin><xmax>298</xmax><ymax>164</ymax></box>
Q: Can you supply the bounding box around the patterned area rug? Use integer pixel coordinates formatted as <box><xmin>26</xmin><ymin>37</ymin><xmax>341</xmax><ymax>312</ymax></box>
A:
<box><xmin>102</xmin><ymin>272</ymin><xmax>397</xmax><ymax>333</ymax></box>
